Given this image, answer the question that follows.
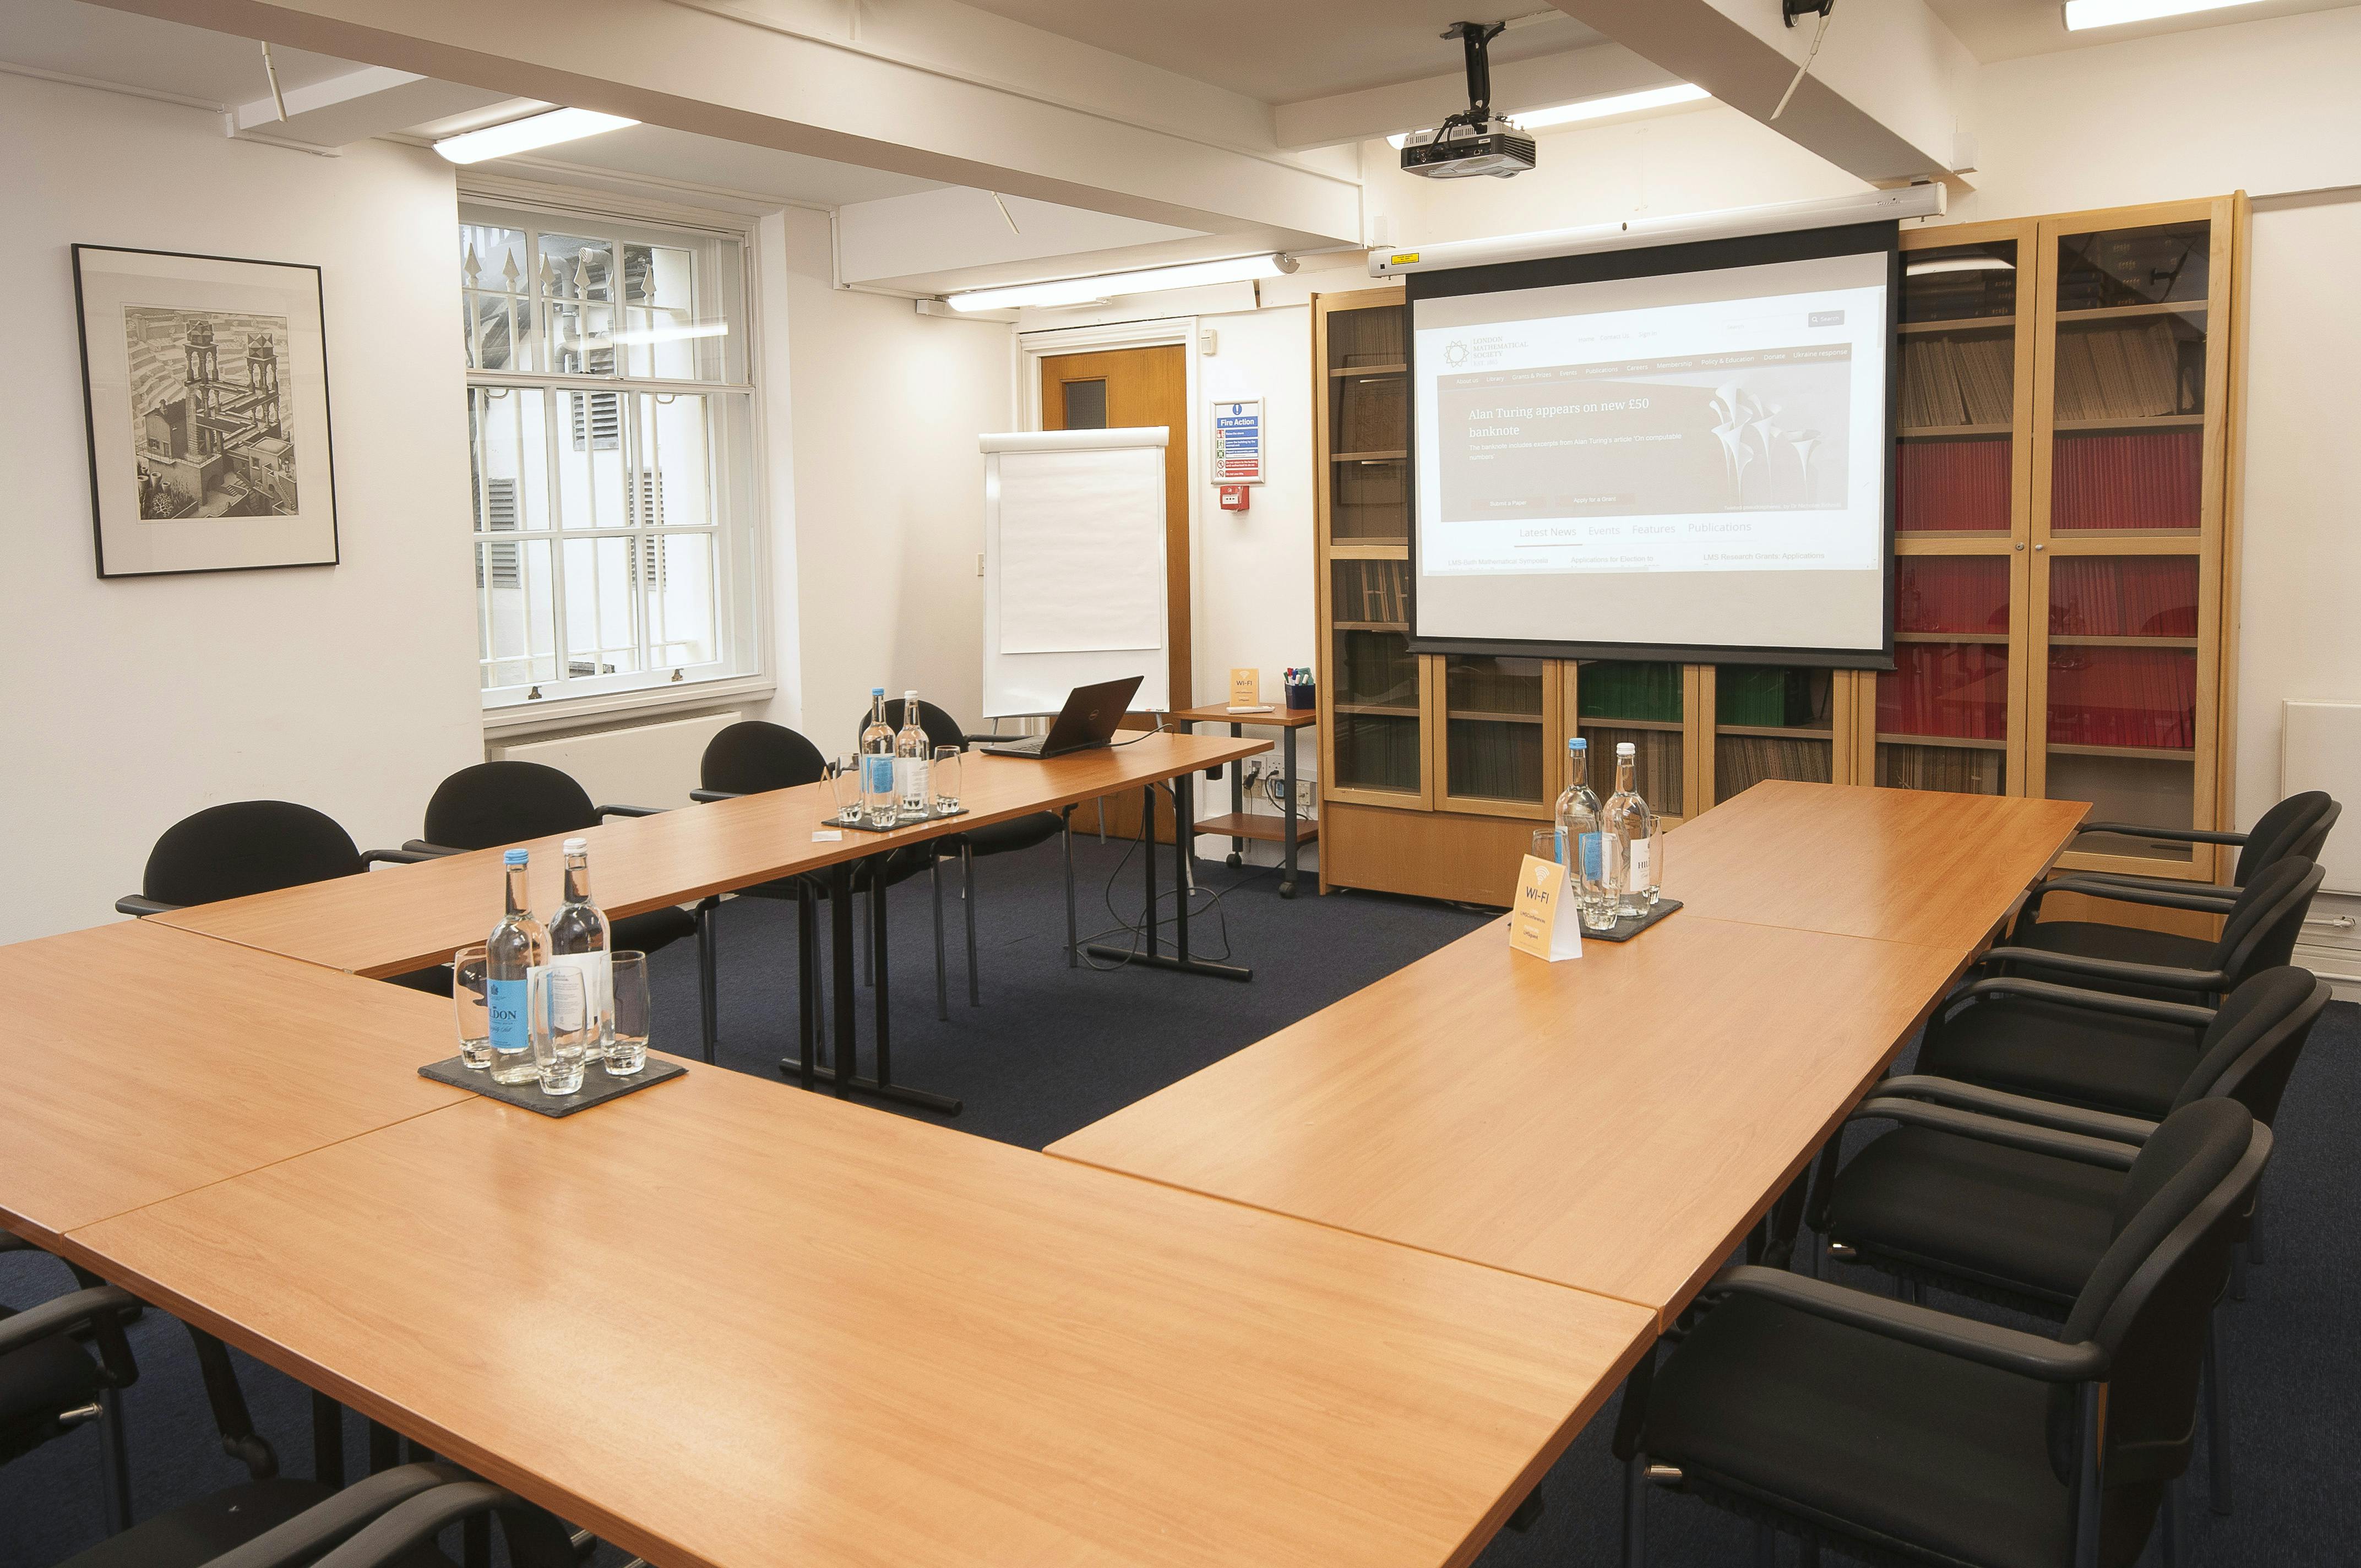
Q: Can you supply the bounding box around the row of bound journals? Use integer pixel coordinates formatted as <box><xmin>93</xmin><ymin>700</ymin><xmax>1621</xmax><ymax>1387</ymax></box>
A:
<box><xmin>1895</xmin><ymin>428</ymin><xmax>2200</xmax><ymax>531</ymax></box>
<box><xmin>1902</xmin><ymin>333</ymin><xmax>2012</xmax><ymax>428</ymax></box>
<box><xmin>1717</xmin><ymin>737</ymin><xmax>1833</xmax><ymax>799</ymax></box>
<box><xmin>1581</xmin><ymin>726</ymin><xmax>1684</xmax><ymax>816</ymax></box>
<box><xmin>2046</xmin><ymin>647</ymin><xmax>2197</xmax><ymax>750</ymax></box>
<box><xmin>1876</xmin><ymin>744</ymin><xmax>2005</xmax><ymax>795</ymax></box>
<box><xmin>1894</xmin><ymin>557</ymin><xmax>2195</xmax><ymax>639</ymax></box>
<box><xmin>1900</xmin><ymin>319</ymin><xmax>2191</xmax><ymax>433</ymax></box>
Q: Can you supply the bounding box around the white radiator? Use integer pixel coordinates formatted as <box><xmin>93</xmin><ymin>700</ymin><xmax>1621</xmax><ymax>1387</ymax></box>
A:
<box><xmin>494</xmin><ymin>711</ymin><xmax>743</xmax><ymax>814</ymax></box>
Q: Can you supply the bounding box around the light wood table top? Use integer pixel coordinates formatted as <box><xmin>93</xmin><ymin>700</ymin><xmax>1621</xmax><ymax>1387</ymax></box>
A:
<box><xmin>63</xmin><ymin>1064</ymin><xmax>1655</xmax><ymax>1568</ymax></box>
<box><xmin>1053</xmin><ymin>913</ymin><xmax>1965</xmax><ymax>1327</ymax></box>
<box><xmin>1660</xmin><ymin>781</ymin><xmax>2088</xmax><ymax>950</ymax></box>
<box><xmin>0</xmin><ymin>919</ymin><xmax>465</xmax><ymax>1249</ymax></box>
<box><xmin>154</xmin><ymin>731</ymin><xmax>1265</xmax><ymax>979</ymax></box>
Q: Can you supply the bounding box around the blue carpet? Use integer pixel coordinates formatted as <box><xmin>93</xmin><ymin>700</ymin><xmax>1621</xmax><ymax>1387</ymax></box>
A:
<box><xmin>4</xmin><ymin>832</ymin><xmax>2355</xmax><ymax>1565</ymax></box>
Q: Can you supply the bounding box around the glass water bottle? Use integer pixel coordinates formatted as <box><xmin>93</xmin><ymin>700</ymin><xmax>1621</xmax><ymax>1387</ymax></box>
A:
<box><xmin>485</xmin><ymin>848</ymin><xmax>548</xmax><ymax>1086</ymax></box>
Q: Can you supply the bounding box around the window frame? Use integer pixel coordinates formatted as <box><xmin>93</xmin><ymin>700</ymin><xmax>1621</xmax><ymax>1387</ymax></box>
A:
<box><xmin>459</xmin><ymin>190</ymin><xmax>768</xmax><ymax>725</ymax></box>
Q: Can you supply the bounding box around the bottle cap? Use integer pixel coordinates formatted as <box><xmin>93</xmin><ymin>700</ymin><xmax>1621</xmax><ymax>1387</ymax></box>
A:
<box><xmin>1617</xmin><ymin>741</ymin><xmax>1636</xmax><ymax>755</ymax></box>
<box><xmin>563</xmin><ymin>837</ymin><xmax>587</xmax><ymax>854</ymax></box>
<box><xmin>504</xmin><ymin>849</ymin><xmax>529</xmax><ymax>866</ymax></box>
<box><xmin>905</xmin><ymin>690</ymin><xmax>919</xmax><ymax>702</ymax></box>
<box><xmin>1568</xmin><ymin>737</ymin><xmax>1587</xmax><ymax>751</ymax></box>
<box><xmin>872</xmin><ymin>686</ymin><xmax>885</xmax><ymax>696</ymax></box>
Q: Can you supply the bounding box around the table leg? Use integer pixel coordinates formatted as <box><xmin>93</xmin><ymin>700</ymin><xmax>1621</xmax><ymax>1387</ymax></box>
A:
<box><xmin>1227</xmin><ymin>720</ymin><xmax>1245</xmax><ymax>868</ymax></box>
<box><xmin>1281</xmin><ymin>724</ymin><xmax>1301</xmax><ymax>899</ymax></box>
<box><xmin>1085</xmin><ymin>778</ymin><xmax>1252</xmax><ymax>982</ymax></box>
<box><xmin>311</xmin><ymin>1391</ymin><xmax>344</xmax><ymax>1488</ymax></box>
<box><xmin>792</xmin><ymin>852</ymin><xmax>964</xmax><ymax>1115</ymax></box>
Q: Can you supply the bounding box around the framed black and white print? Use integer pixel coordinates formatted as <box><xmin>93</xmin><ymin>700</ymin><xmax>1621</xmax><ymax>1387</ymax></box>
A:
<box><xmin>72</xmin><ymin>244</ymin><xmax>340</xmax><ymax>578</ymax></box>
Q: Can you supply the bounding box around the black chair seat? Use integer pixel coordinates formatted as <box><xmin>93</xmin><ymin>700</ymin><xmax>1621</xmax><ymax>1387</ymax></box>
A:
<box><xmin>1645</xmin><ymin>1294</ymin><xmax>2081</xmax><ymax>1568</ymax></box>
<box><xmin>952</xmin><ymin>812</ymin><xmax>1063</xmax><ymax>858</ymax></box>
<box><xmin>1824</xmin><ymin>1126</ymin><xmax>2119</xmax><ymax>1307</ymax></box>
<box><xmin>614</xmin><ymin>904</ymin><xmax>698</xmax><ymax>956</ymax></box>
<box><xmin>2013</xmin><ymin>919</ymin><xmax>2216</xmax><ymax>973</ymax></box>
<box><xmin>0</xmin><ymin>1333</ymin><xmax>101</xmax><ymax>1464</ymax></box>
<box><xmin>1916</xmin><ymin>997</ymin><xmax>2200</xmax><ymax>1119</ymax></box>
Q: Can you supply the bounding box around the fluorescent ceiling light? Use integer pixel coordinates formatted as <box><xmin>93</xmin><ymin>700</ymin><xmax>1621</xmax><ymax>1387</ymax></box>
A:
<box><xmin>602</xmin><ymin>322</ymin><xmax>730</xmax><ymax>346</ymax></box>
<box><xmin>1388</xmin><ymin>83</ymin><xmax>1707</xmax><ymax>148</ymax></box>
<box><xmin>434</xmin><ymin>108</ymin><xmax>639</xmax><ymax>165</ymax></box>
<box><xmin>944</xmin><ymin>254</ymin><xmax>1295</xmax><ymax>313</ymax></box>
<box><xmin>1905</xmin><ymin>256</ymin><xmax>2016</xmax><ymax>275</ymax></box>
<box><xmin>2062</xmin><ymin>0</ymin><xmax>2262</xmax><ymax>30</ymax></box>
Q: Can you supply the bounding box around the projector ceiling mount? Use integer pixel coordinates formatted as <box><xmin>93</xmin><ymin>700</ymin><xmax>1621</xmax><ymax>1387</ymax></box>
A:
<box><xmin>1398</xmin><ymin>20</ymin><xmax>1538</xmax><ymax>181</ymax></box>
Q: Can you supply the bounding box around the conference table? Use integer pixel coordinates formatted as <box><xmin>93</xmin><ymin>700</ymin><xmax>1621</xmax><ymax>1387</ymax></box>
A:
<box><xmin>1051</xmin><ymin>784</ymin><xmax>2091</xmax><ymax>1329</ymax></box>
<box><xmin>152</xmin><ymin>731</ymin><xmax>1269</xmax><ymax>1113</ymax></box>
<box><xmin>7</xmin><ymin>777</ymin><xmax>2092</xmax><ymax>1566</ymax></box>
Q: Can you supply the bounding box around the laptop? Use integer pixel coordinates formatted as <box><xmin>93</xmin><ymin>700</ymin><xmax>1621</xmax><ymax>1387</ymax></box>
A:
<box><xmin>979</xmin><ymin>676</ymin><xmax>1145</xmax><ymax>759</ymax></box>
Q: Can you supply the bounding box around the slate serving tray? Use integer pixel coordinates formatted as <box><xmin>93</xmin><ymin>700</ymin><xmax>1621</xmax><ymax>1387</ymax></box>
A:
<box><xmin>419</xmin><ymin>1055</ymin><xmax>685</xmax><ymax>1117</ymax></box>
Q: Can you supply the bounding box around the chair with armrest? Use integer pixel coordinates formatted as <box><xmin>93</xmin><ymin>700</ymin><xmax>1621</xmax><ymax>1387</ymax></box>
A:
<box><xmin>1621</xmin><ymin>1097</ymin><xmax>2267</xmax><ymax>1568</ymax></box>
<box><xmin>404</xmin><ymin>761</ymin><xmax>712</xmax><ymax>1060</ymax></box>
<box><xmin>2028</xmin><ymin>791</ymin><xmax>2337</xmax><ymax>913</ymax></box>
<box><xmin>864</xmin><ymin>697</ymin><xmax>1075</xmax><ymax>1019</ymax></box>
<box><xmin>1976</xmin><ymin>856</ymin><xmax>2321</xmax><ymax>1007</ymax></box>
<box><xmin>3</xmin><ymin>1241</ymin><xmax>281</xmax><ymax>1544</ymax></box>
<box><xmin>113</xmin><ymin>802</ymin><xmax>445</xmax><ymax>995</ymax></box>
<box><xmin>55</xmin><ymin>1459</ymin><xmax>576</xmax><ymax>1568</ymax></box>
<box><xmin>692</xmin><ymin>722</ymin><xmax>935</xmax><ymax>1063</ymax></box>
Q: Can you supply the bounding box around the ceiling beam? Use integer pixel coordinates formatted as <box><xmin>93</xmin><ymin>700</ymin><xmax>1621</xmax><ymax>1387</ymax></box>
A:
<box><xmin>1275</xmin><ymin>42</ymin><xmax>1679</xmax><ymax>151</ymax></box>
<box><xmin>1548</xmin><ymin>0</ymin><xmax>1977</xmax><ymax>184</ymax></box>
<box><xmin>79</xmin><ymin>0</ymin><xmax>1365</xmax><ymax>244</ymax></box>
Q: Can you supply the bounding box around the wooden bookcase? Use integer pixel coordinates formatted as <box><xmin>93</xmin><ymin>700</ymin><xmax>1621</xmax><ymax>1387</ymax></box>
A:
<box><xmin>1312</xmin><ymin>195</ymin><xmax>2246</xmax><ymax>906</ymax></box>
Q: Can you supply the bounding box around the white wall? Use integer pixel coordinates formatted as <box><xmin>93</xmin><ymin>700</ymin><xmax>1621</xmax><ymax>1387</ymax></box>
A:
<box><xmin>765</xmin><ymin>208</ymin><xmax>1015</xmax><ymax>756</ymax></box>
<box><xmin>2</xmin><ymin>74</ymin><xmax>483</xmax><ymax>944</ymax></box>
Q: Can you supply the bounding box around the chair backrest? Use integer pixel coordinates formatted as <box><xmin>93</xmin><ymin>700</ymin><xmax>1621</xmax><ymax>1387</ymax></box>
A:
<box><xmin>699</xmin><ymin>721</ymin><xmax>828</xmax><ymax>794</ymax></box>
<box><xmin>142</xmin><ymin>801</ymin><xmax>365</xmax><ymax>906</ymax></box>
<box><xmin>421</xmin><ymin>761</ymin><xmax>597</xmax><ymax>851</ymax></box>
<box><xmin>2175</xmin><ymin>967</ymin><xmax>2333</xmax><ymax>1126</ymax></box>
<box><xmin>2233</xmin><ymin>791</ymin><xmax>2338</xmax><ymax>886</ymax></box>
<box><xmin>2047</xmin><ymin>1099</ymin><xmax>2266</xmax><ymax>1545</ymax></box>
<box><xmin>2206</xmin><ymin>857</ymin><xmax>2323</xmax><ymax>987</ymax></box>
<box><xmin>867</xmin><ymin>698</ymin><xmax>968</xmax><ymax>754</ymax></box>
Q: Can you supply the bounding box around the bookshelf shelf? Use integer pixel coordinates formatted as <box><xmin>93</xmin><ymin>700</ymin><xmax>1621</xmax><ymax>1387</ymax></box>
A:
<box><xmin>1332</xmin><ymin>449</ymin><xmax>1408</xmax><ymax>463</ymax></box>
<box><xmin>2060</xmin><ymin>301</ymin><xmax>2208</xmax><ymax>322</ymax></box>
<box><xmin>2054</xmin><ymin>414</ymin><xmax>2206</xmax><ymax>432</ymax></box>
<box><xmin>1895</xmin><ymin>630</ymin><xmax>2011</xmax><ymax>644</ymax></box>
<box><xmin>1576</xmin><ymin>715</ymin><xmax>1684</xmax><ymax>732</ymax></box>
<box><xmin>1329</xmin><ymin>363</ymin><xmax>1407</xmax><ymax>377</ymax></box>
<box><xmin>1900</xmin><ymin>316</ymin><xmax>2016</xmax><ymax>334</ymax></box>
<box><xmin>1878</xmin><ymin>732</ymin><xmax>2009</xmax><ymax>752</ymax></box>
<box><xmin>1716</xmin><ymin>723</ymin><xmax>1834</xmax><ymax>741</ymax></box>
<box><xmin>2048</xmin><ymin>743</ymin><xmax>2197</xmax><ymax>761</ymax></box>
<box><xmin>2049</xmin><ymin>634</ymin><xmax>2199</xmax><ymax>649</ymax></box>
<box><xmin>1899</xmin><ymin>423</ymin><xmax>2014</xmax><ymax>439</ymax></box>
<box><xmin>1335</xmin><ymin>702</ymin><xmax>1418</xmax><ymax>717</ymax></box>
<box><xmin>1450</xmin><ymin>710</ymin><xmax>1544</xmax><ymax>725</ymax></box>
<box><xmin>1329</xmin><ymin>543</ymin><xmax>1408</xmax><ymax>560</ymax></box>
<box><xmin>1335</xmin><ymin>620</ymin><xmax>1407</xmax><ymax>633</ymax></box>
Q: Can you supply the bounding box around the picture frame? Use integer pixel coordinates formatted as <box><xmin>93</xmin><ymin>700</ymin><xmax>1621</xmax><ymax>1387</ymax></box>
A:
<box><xmin>71</xmin><ymin>243</ymin><xmax>340</xmax><ymax>578</ymax></box>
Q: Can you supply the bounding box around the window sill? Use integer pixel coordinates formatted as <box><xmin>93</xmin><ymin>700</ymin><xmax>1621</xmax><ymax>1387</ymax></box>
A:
<box><xmin>481</xmin><ymin>674</ymin><xmax>776</xmax><ymax>740</ymax></box>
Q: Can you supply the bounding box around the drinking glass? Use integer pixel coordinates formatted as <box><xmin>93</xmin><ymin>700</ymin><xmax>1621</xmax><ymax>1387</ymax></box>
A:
<box><xmin>532</xmin><ymin>966</ymin><xmax>590</xmax><ymax>1095</ymax></box>
<box><xmin>828</xmin><ymin>754</ymin><xmax>861</xmax><ymax>825</ymax></box>
<box><xmin>932</xmin><ymin>745</ymin><xmax>962</xmax><ymax>815</ymax></box>
<box><xmin>1527</xmin><ymin>827</ymin><xmax>1562</xmax><ymax>864</ymax></box>
<box><xmin>604</xmin><ymin>951</ymin><xmax>651</xmax><ymax>1076</ymax></box>
<box><xmin>451</xmin><ymin>946</ymin><xmax>493</xmax><ymax>1070</ymax></box>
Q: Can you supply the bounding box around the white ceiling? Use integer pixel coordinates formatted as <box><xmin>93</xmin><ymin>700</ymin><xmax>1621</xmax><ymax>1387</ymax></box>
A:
<box><xmin>953</xmin><ymin>1</ymin><xmax>1606</xmax><ymax>103</ymax></box>
<box><xmin>2</xmin><ymin>0</ymin><xmax>943</xmax><ymax>208</ymax></box>
<box><xmin>1927</xmin><ymin>0</ymin><xmax>2360</xmax><ymax>62</ymax></box>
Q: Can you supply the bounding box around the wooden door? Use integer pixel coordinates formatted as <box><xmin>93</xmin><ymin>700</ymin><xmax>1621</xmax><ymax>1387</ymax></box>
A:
<box><xmin>1041</xmin><ymin>345</ymin><xmax>1190</xmax><ymax>841</ymax></box>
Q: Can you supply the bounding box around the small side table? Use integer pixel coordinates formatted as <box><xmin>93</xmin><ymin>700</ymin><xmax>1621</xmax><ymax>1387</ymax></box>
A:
<box><xmin>1165</xmin><ymin>704</ymin><xmax>1320</xmax><ymax>899</ymax></box>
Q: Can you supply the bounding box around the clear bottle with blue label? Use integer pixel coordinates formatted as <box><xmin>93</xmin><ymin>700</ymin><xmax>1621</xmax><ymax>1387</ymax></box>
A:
<box><xmin>859</xmin><ymin>687</ymin><xmax>898</xmax><ymax>827</ymax></box>
<box><xmin>485</xmin><ymin>848</ymin><xmax>548</xmax><ymax>1086</ymax></box>
<box><xmin>1554</xmin><ymin>737</ymin><xmax>1616</xmax><ymax>930</ymax></box>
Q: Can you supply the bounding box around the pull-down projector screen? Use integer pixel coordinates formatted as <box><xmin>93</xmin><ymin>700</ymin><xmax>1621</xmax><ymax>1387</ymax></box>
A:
<box><xmin>1406</xmin><ymin>224</ymin><xmax>1898</xmax><ymax>667</ymax></box>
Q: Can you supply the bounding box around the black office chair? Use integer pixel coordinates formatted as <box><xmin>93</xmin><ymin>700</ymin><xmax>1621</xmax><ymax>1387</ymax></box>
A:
<box><xmin>1974</xmin><ymin>855</ymin><xmax>2322</xmax><ymax>1006</ymax></box>
<box><xmin>865</xmin><ymin>698</ymin><xmax>1075</xmax><ymax>1018</ymax></box>
<box><xmin>113</xmin><ymin>802</ymin><xmax>446</xmax><ymax>995</ymax></box>
<box><xmin>56</xmin><ymin>1460</ymin><xmax>575</xmax><ymax>1568</ymax></box>
<box><xmin>2</xmin><ymin>1239</ymin><xmax>278</xmax><ymax>1544</ymax></box>
<box><xmin>2032</xmin><ymin>791</ymin><xmax>2338</xmax><ymax>911</ymax></box>
<box><xmin>403</xmin><ymin>761</ymin><xmax>714</xmax><ymax>1060</ymax></box>
<box><xmin>1620</xmin><ymin>1097</ymin><xmax>2268</xmax><ymax>1568</ymax></box>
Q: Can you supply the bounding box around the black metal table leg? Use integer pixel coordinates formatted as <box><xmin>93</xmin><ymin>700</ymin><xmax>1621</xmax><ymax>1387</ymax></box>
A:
<box><xmin>1226</xmin><ymin>720</ymin><xmax>1245</xmax><ymax>867</ymax></box>
<box><xmin>787</xmin><ymin>852</ymin><xmax>963</xmax><ymax>1115</ymax></box>
<box><xmin>1280</xmin><ymin>724</ymin><xmax>1301</xmax><ymax>898</ymax></box>
<box><xmin>311</xmin><ymin>1391</ymin><xmax>344</xmax><ymax>1487</ymax></box>
<box><xmin>1086</xmin><ymin>778</ymin><xmax>1252</xmax><ymax>982</ymax></box>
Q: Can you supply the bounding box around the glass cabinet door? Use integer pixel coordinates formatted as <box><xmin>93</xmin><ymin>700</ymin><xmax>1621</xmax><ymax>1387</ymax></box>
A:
<box><xmin>1437</xmin><ymin>655</ymin><xmax>1553</xmax><ymax>815</ymax></box>
<box><xmin>2032</xmin><ymin>208</ymin><xmax>2223</xmax><ymax>871</ymax></box>
<box><xmin>1572</xmin><ymin>661</ymin><xmax>1686</xmax><ymax>819</ymax></box>
<box><xmin>1712</xmin><ymin>666</ymin><xmax>1838</xmax><ymax>801</ymax></box>
<box><xmin>1896</xmin><ymin>233</ymin><xmax>2021</xmax><ymax>538</ymax></box>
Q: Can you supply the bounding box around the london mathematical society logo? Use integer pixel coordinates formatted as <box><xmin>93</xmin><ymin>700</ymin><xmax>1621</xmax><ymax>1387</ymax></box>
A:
<box><xmin>124</xmin><ymin>306</ymin><xmax>300</xmax><ymax>520</ymax></box>
<box><xmin>1444</xmin><ymin>339</ymin><xmax>1472</xmax><ymax>367</ymax></box>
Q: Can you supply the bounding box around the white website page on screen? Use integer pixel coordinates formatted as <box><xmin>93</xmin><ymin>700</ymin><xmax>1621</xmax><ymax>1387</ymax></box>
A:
<box><xmin>1411</xmin><ymin>251</ymin><xmax>1891</xmax><ymax>652</ymax></box>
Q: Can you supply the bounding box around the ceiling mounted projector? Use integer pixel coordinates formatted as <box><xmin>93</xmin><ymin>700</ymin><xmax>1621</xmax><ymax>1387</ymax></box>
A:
<box><xmin>1399</xmin><ymin>21</ymin><xmax>1535</xmax><ymax>181</ymax></box>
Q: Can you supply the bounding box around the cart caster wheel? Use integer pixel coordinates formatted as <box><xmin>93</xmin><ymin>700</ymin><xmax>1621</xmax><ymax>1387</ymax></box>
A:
<box><xmin>1226</xmin><ymin>852</ymin><xmax>1242</xmax><ymax>868</ymax></box>
<box><xmin>1279</xmin><ymin>881</ymin><xmax>1297</xmax><ymax>899</ymax></box>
